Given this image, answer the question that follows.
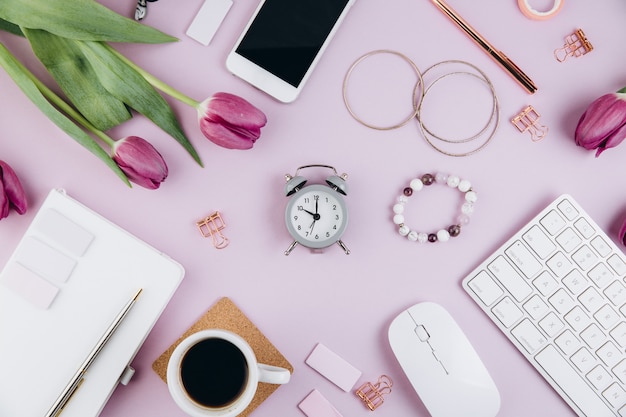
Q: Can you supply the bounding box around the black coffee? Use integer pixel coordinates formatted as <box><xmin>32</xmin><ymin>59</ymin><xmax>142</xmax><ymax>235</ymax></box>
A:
<box><xmin>180</xmin><ymin>338</ymin><xmax>248</xmax><ymax>408</ymax></box>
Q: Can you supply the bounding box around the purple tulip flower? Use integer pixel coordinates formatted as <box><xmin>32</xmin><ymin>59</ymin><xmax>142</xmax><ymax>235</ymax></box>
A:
<box><xmin>0</xmin><ymin>160</ymin><xmax>27</xmax><ymax>219</ymax></box>
<box><xmin>619</xmin><ymin>217</ymin><xmax>626</xmax><ymax>247</ymax></box>
<box><xmin>112</xmin><ymin>136</ymin><xmax>168</xmax><ymax>189</ymax></box>
<box><xmin>575</xmin><ymin>92</ymin><xmax>626</xmax><ymax>157</ymax></box>
<box><xmin>197</xmin><ymin>92</ymin><xmax>267</xmax><ymax>150</ymax></box>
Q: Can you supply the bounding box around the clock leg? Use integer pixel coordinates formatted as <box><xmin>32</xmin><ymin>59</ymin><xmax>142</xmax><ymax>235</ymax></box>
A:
<box><xmin>337</xmin><ymin>240</ymin><xmax>350</xmax><ymax>255</ymax></box>
<box><xmin>284</xmin><ymin>241</ymin><xmax>299</xmax><ymax>256</ymax></box>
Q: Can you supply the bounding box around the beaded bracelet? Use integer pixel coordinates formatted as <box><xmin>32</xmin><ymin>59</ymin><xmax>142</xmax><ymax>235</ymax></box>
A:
<box><xmin>392</xmin><ymin>173</ymin><xmax>477</xmax><ymax>243</ymax></box>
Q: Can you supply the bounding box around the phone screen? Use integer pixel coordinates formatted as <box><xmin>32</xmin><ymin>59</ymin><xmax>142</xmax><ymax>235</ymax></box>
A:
<box><xmin>234</xmin><ymin>0</ymin><xmax>350</xmax><ymax>88</ymax></box>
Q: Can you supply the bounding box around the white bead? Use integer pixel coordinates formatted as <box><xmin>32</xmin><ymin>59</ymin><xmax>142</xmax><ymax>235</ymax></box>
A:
<box><xmin>435</xmin><ymin>172</ymin><xmax>448</xmax><ymax>184</ymax></box>
<box><xmin>410</xmin><ymin>178</ymin><xmax>423</xmax><ymax>191</ymax></box>
<box><xmin>458</xmin><ymin>179</ymin><xmax>472</xmax><ymax>192</ymax></box>
<box><xmin>457</xmin><ymin>214</ymin><xmax>471</xmax><ymax>225</ymax></box>
<box><xmin>417</xmin><ymin>233</ymin><xmax>428</xmax><ymax>243</ymax></box>
<box><xmin>393</xmin><ymin>203</ymin><xmax>404</xmax><ymax>214</ymax></box>
<box><xmin>446</xmin><ymin>175</ymin><xmax>460</xmax><ymax>188</ymax></box>
<box><xmin>407</xmin><ymin>231</ymin><xmax>418</xmax><ymax>241</ymax></box>
<box><xmin>437</xmin><ymin>229</ymin><xmax>450</xmax><ymax>242</ymax></box>
<box><xmin>465</xmin><ymin>191</ymin><xmax>478</xmax><ymax>203</ymax></box>
<box><xmin>393</xmin><ymin>214</ymin><xmax>405</xmax><ymax>225</ymax></box>
<box><xmin>399</xmin><ymin>225</ymin><xmax>410</xmax><ymax>236</ymax></box>
<box><xmin>397</xmin><ymin>195</ymin><xmax>408</xmax><ymax>204</ymax></box>
<box><xmin>461</xmin><ymin>202</ymin><xmax>474</xmax><ymax>215</ymax></box>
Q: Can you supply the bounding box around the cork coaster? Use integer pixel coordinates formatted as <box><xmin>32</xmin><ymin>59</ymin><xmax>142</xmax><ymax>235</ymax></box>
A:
<box><xmin>152</xmin><ymin>297</ymin><xmax>293</xmax><ymax>417</ymax></box>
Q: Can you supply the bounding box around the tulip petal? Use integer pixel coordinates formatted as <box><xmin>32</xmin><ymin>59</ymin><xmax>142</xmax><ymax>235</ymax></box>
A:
<box><xmin>595</xmin><ymin>122</ymin><xmax>626</xmax><ymax>157</ymax></box>
<box><xmin>575</xmin><ymin>93</ymin><xmax>626</xmax><ymax>151</ymax></box>
<box><xmin>620</xmin><ymin>217</ymin><xmax>626</xmax><ymax>247</ymax></box>
<box><xmin>113</xmin><ymin>136</ymin><xmax>168</xmax><ymax>189</ymax></box>
<box><xmin>199</xmin><ymin>119</ymin><xmax>255</xmax><ymax>150</ymax></box>
<box><xmin>0</xmin><ymin>161</ymin><xmax>27</xmax><ymax>214</ymax></box>
<box><xmin>0</xmin><ymin>180</ymin><xmax>9</xmax><ymax>220</ymax></box>
<box><xmin>203</xmin><ymin>92</ymin><xmax>267</xmax><ymax>130</ymax></box>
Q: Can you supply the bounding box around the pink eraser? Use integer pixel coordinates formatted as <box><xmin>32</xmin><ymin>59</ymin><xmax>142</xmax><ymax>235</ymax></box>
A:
<box><xmin>298</xmin><ymin>389</ymin><xmax>343</xmax><ymax>417</ymax></box>
<box><xmin>1</xmin><ymin>262</ymin><xmax>60</xmax><ymax>309</ymax></box>
<box><xmin>305</xmin><ymin>343</ymin><xmax>362</xmax><ymax>392</ymax></box>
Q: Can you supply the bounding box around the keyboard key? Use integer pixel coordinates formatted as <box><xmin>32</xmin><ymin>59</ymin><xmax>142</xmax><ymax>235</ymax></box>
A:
<box><xmin>603</xmin><ymin>383</ymin><xmax>626</xmax><ymax>409</ymax></box>
<box><xmin>523</xmin><ymin>225</ymin><xmax>556</xmax><ymax>259</ymax></box>
<box><xmin>466</xmin><ymin>271</ymin><xmax>503</xmax><ymax>306</ymax></box>
<box><xmin>540</xmin><ymin>210</ymin><xmax>567</xmax><ymax>236</ymax></box>
<box><xmin>573</xmin><ymin>245</ymin><xmax>599</xmax><ymax>271</ymax></box>
<box><xmin>563</xmin><ymin>269</ymin><xmax>589</xmax><ymax>295</ymax></box>
<box><xmin>597</xmin><ymin>341</ymin><xmax>621</xmax><ymax>367</ymax></box>
<box><xmin>536</xmin><ymin>345</ymin><xmax>614</xmax><ymax>416</ymax></box>
<box><xmin>604</xmin><ymin>281</ymin><xmax>626</xmax><ymax>306</ymax></box>
<box><xmin>512</xmin><ymin>319</ymin><xmax>547</xmax><ymax>354</ymax></box>
<box><xmin>547</xmin><ymin>252</ymin><xmax>574</xmax><ymax>278</ymax></box>
<box><xmin>557</xmin><ymin>199</ymin><xmax>579</xmax><ymax>220</ymax></box>
<box><xmin>610</xmin><ymin>323</ymin><xmax>626</xmax><ymax>347</ymax></box>
<box><xmin>580</xmin><ymin>287</ymin><xmax>604</xmax><ymax>313</ymax></box>
<box><xmin>556</xmin><ymin>228</ymin><xmax>582</xmax><ymax>253</ymax></box>
<box><xmin>523</xmin><ymin>294</ymin><xmax>550</xmax><ymax>320</ymax></box>
<box><xmin>549</xmin><ymin>288</ymin><xmax>575</xmax><ymax>314</ymax></box>
<box><xmin>539</xmin><ymin>312</ymin><xmax>564</xmax><ymax>337</ymax></box>
<box><xmin>587</xmin><ymin>365</ymin><xmax>613</xmax><ymax>391</ymax></box>
<box><xmin>575</xmin><ymin>218</ymin><xmax>595</xmax><ymax>239</ymax></box>
<box><xmin>581</xmin><ymin>324</ymin><xmax>606</xmax><ymax>349</ymax></box>
<box><xmin>555</xmin><ymin>329</ymin><xmax>581</xmax><ymax>355</ymax></box>
<box><xmin>594</xmin><ymin>304</ymin><xmax>620</xmax><ymax>330</ymax></box>
<box><xmin>589</xmin><ymin>263</ymin><xmax>615</xmax><ymax>289</ymax></box>
<box><xmin>591</xmin><ymin>236</ymin><xmax>612</xmax><ymax>258</ymax></box>
<box><xmin>492</xmin><ymin>297</ymin><xmax>523</xmax><ymax>328</ymax></box>
<box><xmin>613</xmin><ymin>359</ymin><xmax>626</xmax><ymax>384</ymax></box>
<box><xmin>571</xmin><ymin>347</ymin><xmax>598</xmax><ymax>373</ymax></box>
<box><xmin>533</xmin><ymin>271</ymin><xmax>559</xmax><ymax>296</ymax></box>
<box><xmin>488</xmin><ymin>256</ymin><xmax>533</xmax><ymax>302</ymax></box>
<box><xmin>564</xmin><ymin>306</ymin><xmax>591</xmax><ymax>332</ymax></box>
<box><xmin>608</xmin><ymin>254</ymin><xmax>626</xmax><ymax>276</ymax></box>
<box><xmin>505</xmin><ymin>241</ymin><xmax>542</xmax><ymax>279</ymax></box>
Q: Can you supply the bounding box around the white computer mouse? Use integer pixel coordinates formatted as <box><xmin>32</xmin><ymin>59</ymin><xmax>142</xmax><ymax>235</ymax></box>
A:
<box><xmin>388</xmin><ymin>302</ymin><xmax>500</xmax><ymax>417</ymax></box>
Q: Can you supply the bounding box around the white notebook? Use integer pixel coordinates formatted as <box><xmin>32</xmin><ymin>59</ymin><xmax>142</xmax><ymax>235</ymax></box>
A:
<box><xmin>0</xmin><ymin>189</ymin><xmax>185</xmax><ymax>417</ymax></box>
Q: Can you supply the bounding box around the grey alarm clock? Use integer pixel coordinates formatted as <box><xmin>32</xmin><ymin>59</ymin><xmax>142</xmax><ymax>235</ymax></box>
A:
<box><xmin>283</xmin><ymin>165</ymin><xmax>350</xmax><ymax>255</ymax></box>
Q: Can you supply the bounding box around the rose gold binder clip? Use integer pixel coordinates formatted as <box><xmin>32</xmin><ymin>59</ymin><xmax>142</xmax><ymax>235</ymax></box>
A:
<box><xmin>511</xmin><ymin>105</ymin><xmax>548</xmax><ymax>142</ymax></box>
<box><xmin>196</xmin><ymin>211</ymin><xmax>229</xmax><ymax>249</ymax></box>
<box><xmin>554</xmin><ymin>29</ymin><xmax>593</xmax><ymax>62</ymax></box>
<box><xmin>356</xmin><ymin>375</ymin><xmax>393</xmax><ymax>411</ymax></box>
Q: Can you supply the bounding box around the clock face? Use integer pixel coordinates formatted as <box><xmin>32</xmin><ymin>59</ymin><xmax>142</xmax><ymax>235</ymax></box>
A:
<box><xmin>285</xmin><ymin>184</ymin><xmax>348</xmax><ymax>249</ymax></box>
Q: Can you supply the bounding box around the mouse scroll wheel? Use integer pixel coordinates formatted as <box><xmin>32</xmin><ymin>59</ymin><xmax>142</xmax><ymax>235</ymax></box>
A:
<box><xmin>415</xmin><ymin>325</ymin><xmax>430</xmax><ymax>342</ymax></box>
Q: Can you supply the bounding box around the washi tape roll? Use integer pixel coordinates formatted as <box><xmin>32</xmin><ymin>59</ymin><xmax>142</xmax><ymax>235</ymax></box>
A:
<box><xmin>517</xmin><ymin>0</ymin><xmax>563</xmax><ymax>20</ymax></box>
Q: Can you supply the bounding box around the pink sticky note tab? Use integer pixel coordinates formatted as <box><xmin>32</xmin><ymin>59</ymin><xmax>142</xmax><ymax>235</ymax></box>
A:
<box><xmin>1</xmin><ymin>262</ymin><xmax>60</xmax><ymax>309</ymax></box>
<box><xmin>298</xmin><ymin>389</ymin><xmax>343</xmax><ymax>417</ymax></box>
<box><xmin>305</xmin><ymin>343</ymin><xmax>362</xmax><ymax>392</ymax></box>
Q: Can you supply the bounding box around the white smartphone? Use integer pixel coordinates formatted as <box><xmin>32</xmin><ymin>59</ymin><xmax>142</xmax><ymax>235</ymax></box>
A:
<box><xmin>226</xmin><ymin>0</ymin><xmax>357</xmax><ymax>103</ymax></box>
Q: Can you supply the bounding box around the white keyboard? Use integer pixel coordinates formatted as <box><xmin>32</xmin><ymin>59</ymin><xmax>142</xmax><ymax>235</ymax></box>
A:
<box><xmin>462</xmin><ymin>194</ymin><xmax>626</xmax><ymax>417</ymax></box>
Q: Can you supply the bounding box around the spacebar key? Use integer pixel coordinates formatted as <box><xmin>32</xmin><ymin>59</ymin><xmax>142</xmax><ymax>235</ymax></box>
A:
<box><xmin>535</xmin><ymin>345</ymin><xmax>613</xmax><ymax>417</ymax></box>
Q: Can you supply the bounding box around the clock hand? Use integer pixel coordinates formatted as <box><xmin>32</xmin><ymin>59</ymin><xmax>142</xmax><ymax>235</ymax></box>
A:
<box><xmin>303</xmin><ymin>209</ymin><xmax>315</xmax><ymax>217</ymax></box>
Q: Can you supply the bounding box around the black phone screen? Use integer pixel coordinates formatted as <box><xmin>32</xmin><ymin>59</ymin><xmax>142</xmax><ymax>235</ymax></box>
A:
<box><xmin>235</xmin><ymin>0</ymin><xmax>350</xmax><ymax>88</ymax></box>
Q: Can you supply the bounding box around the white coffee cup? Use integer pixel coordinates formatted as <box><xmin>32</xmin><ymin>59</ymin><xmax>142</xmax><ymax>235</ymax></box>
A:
<box><xmin>167</xmin><ymin>329</ymin><xmax>291</xmax><ymax>417</ymax></box>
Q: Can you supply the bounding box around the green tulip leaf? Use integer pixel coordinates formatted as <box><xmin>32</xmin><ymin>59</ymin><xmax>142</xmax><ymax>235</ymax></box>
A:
<box><xmin>0</xmin><ymin>0</ymin><xmax>177</xmax><ymax>43</ymax></box>
<box><xmin>0</xmin><ymin>42</ymin><xmax>131</xmax><ymax>186</ymax></box>
<box><xmin>78</xmin><ymin>41</ymin><xmax>203</xmax><ymax>166</ymax></box>
<box><xmin>0</xmin><ymin>17</ymin><xmax>22</xmax><ymax>36</ymax></box>
<box><xmin>24</xmin><ymin>28</ymin><xmax>132</xmax><ymax>131</ymax></box>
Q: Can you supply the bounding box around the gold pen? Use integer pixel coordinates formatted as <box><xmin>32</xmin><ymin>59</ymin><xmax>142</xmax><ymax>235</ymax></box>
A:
<box><xmin>429</xmin><ymin>0</ymin><xmax>537</xmax><ymax>94</ymax></box>
<box><xmin>45</xmin><ymin>288</ymin><xmax>143</xmax><ymax>417</ymax></box>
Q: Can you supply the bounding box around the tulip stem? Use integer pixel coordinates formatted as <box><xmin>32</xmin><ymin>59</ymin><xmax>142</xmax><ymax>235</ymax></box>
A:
<box><xmin>104</xmin><ymin>44</ymin><xmax>200</xmax><ymax>108</ymax></box>
<box><xmin>1</xmin><ymin>44</ymin><xmax>116</xmax><ymax>147</ymax></box>
<box><xmin>618</xmin><ymin>87</ymin><xmax>626</xmax><ymax>94</ymax></box>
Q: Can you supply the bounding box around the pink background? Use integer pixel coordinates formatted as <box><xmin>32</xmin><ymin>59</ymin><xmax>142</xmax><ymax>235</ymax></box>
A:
<box><xmin>2</xmin><ymin>0</ymin><xmax>626</xmax><ymax>416</ymax></box>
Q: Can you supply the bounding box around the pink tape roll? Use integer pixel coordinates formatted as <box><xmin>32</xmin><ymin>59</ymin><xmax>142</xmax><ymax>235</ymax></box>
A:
<box><xmin>517</xmin><ymin>0</ymin><xmax>563</xmax><ymax>20</ymax></box>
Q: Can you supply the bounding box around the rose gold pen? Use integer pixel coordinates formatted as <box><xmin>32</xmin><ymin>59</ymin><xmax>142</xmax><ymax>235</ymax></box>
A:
<box><xmin>429</xmin><ymin>0</ymin><xmax>537</xmax><ymax>94</ymax></box>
